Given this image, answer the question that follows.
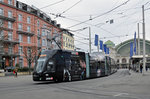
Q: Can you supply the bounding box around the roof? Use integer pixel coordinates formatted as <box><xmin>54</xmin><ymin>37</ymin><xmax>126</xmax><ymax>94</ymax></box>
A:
<box><xmin>105</xmin><ymin>40</ymin><xmax>115</xmax><ymax>48</ymax></box>
<box><xmin>115</xmin><ymin>39</ymin><xmax>150</xmax><ymax>57</ymax></box>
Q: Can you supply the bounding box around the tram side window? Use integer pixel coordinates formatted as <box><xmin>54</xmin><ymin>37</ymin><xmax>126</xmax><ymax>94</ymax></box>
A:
<box><xmin>65</xmin><ymin>59</ymin><xmax>71</xmax><ymax>70</ymax></box>
<box><xmin>71</xmin><ymin>58</ymin><xmax>80</xmax><ymax>70</ymax></box>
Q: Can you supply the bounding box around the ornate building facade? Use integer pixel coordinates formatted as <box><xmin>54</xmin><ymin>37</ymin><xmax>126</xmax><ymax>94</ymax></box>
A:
<box><xmin>0</xmin><ymin>0</ymin><xmax>74</xmax><ymax>69</ymax></box>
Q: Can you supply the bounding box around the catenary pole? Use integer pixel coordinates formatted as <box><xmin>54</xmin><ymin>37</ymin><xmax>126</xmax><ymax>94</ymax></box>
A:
<box><xmin>142</xmin><ymin>5</ymin><xmax>146</xmax><ymax>74</ymax></box>
<box><xmin>137</xmin><ymin>23</ymin><xmax>140</xmax><ymax>55</ymax></box>
<box><xmin>89</xmin><ymin>27</ymin><xmax>91</xmax><ymax>54</ymax></box>
<box><xmin>137</xmin><ymin>23</ymin><xmax>140</xmax><ymax>72</ymax></box>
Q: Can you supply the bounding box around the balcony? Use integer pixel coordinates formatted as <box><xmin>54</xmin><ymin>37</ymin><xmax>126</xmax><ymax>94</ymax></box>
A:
<box><xmin>0</xmin><ymin>37</ymin><xmax>20</xmax><ymax>44</ymax></box>
<box><xmin>0</xmin><ymin>15</ymin><xmax>16</xmax><ymax>22</ymax></box>
<box><xmin>3</xmin><ymin>51</ymin><xmax>20</xmax><ymax>57</ymax></box>
<box><xmin>17</xmin><ymin>30</ymin><xmax>34</xmax><ymax>36</ymax></box>
<box><xmin>0</xmin><ymin>26</ymin><xmax>13</xmax><ymax>31</ymax></box>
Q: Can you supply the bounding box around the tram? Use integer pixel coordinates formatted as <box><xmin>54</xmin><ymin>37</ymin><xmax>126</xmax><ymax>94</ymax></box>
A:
<box><xmin>33</xmin><ymin>49</ymin><xmax>117</xmax><ymax>82</ymax></box>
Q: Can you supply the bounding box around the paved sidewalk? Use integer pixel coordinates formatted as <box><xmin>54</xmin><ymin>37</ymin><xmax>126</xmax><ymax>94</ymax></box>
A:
<box><xmin>129</xmin><ymin>69</ymin><xmax>150</xmax><ymax>76</ymax></box>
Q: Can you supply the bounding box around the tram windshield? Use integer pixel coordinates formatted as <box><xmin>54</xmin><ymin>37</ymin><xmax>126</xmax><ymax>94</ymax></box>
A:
<box><xmin>36</xmin><ymin>57</ymin><xmax>46</xmax><ymax>73</ymax></box>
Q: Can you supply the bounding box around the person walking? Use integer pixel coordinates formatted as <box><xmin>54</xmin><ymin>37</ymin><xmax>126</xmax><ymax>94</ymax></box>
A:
<box><xmin>13</xmin><ymin>69</ymin><xmax>17</xmax><ymax>77</ymax></box>
<box><xmin>146</xmin><ymin>65</ymin><xmax>148</xmax><ymax>71</ymax></box>
<box><xmin>15</xmin><ymin>68</ymin><xmax>18</xmax><ymax>77</ymax></box>
<box><xmin>140</xmin><ymin>64</ymin><xmax>143</xmax><ymax>73</ymax></box>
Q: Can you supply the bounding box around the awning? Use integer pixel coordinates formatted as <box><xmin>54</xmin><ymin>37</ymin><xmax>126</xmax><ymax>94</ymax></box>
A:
<box><xmin>131</xmin><ymin>55</ymin><xmax>148</xmax><ymax>59</ymax></box>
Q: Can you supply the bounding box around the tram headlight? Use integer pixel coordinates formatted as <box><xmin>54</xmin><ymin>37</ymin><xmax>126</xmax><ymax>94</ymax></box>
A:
<box><xmin>45</xmin><ymin>74</ymin><xmax>49</xmax><ymax>76</ymax></box>
<box><xmin>48</xmin><ymin>61</ymin><xmax>53</xmax><ymax>65</ymax></box>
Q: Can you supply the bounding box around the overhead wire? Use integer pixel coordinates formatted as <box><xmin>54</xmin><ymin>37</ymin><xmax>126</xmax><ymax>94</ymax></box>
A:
<box><xmin>49</xmin><ymin>13</ymin><xmax>117</xmax><ymax>36</ymax></box>
<box><xmin>53</xmin><ymin>0</ymin><xmax>82</xmax><ymax>18</ymax></box>
<box><xmin>74</xmin><ymin>0</ymin><xmax>150</xmax><ymax>50</ymax></box>
<box><xmin>40</xmin><ymin>0</ymin><xmax>65</xmax><ymax>9</ymax></box>
<box><xmin>48</xmin><ymin>0</ymin><xmax>147</xmax><ymax>49</ymax></box>
<box><xmin>67</xmin><ymin>0</ymin><xmax>131</xmax><ymax>28</ymax></box>
<box><xmin>61</xmin><ymin>0</ymin><xmax>82</xmax><ymax>15</ymax></box>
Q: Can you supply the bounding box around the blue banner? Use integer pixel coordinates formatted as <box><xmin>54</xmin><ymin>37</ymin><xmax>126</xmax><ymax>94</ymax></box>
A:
<box><xmin>134</xmin><ymin>32</ymin><xmax>136</xmax><ymax>55</ymax></box>
<box><xmin>130</xmin><ymin>42</ymin><xmax>133</xmax><ymax>58</ymax></box>
<box><xmin>94</xmin><ymin>34</ymin><xmax>98</xmax><ymax>46</ymax></box>
<box><xmin>100</xmin><ymin>40</ymin><xmax>103</xmax><ymax>50</ymax></box>
<box><xmin>104</xmin><ymin>44</ymin><xmax>107</xmax><ymax>53</ymax></box>
<box><xmin>106</xmin><ymin>47</ymin><xmax>109</xmax><ymax>54</ymax></box>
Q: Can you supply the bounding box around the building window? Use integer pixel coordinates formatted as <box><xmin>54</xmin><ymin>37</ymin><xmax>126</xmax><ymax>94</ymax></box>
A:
<box><xmin>38</xmin><ymin>38</ymin><xmax>40</xmax><ymax>46</ymax></box>
<box><xmin>8</xmin><ymin>46</ymin><xmax>13</xmax><ymax>54</ymax></box>
<box><xmin>49</xmin><ymin>28</ymin><xmax>52</xmax><ymax>33</ymax></box>
<box><xmin>27</xmin><ymin>47</ymin><xmax>31</xmax><ymax>55</ymax></box>
<box><xmin>63</xmin><ymin>36</ymin><xmax>65</xmax><ymax>41</ymax></box>
<box><xmin>0</xmin><ymin>19</ymin><xmax>3</xmax><ymax>26</ymax></box>
<box><xmin>8</xmin><ymin>21</ymin><xmax>13</xmax><ymax>29</ymax></box>
<box><xmin>43</xmin><ymin>24</ymin><xmax>47</xmax><ymax>28</ymax></box>
<box><xmin>122</xmin><ymin>58</ymin><xmax>127</xmax><ymax>63</ymax></box>
<box><xmin>42</xmin><ymin>39</ymin><xmax>46</xmax><ymax>46</ymax></box>
<box><xmin>8</xmin><ymin>11</ymin><xmax>12</xmax><ymax>18</ymax></box>
<box><xmin>27</xmin><ymin>26</ymin><xmax>31</xmax><ymax>32</ymax></box>
<box><xmin>18</xmin><ymin>14</ymin><xmax>22</xmax><ymax>21</ymax></box>
<box><xmin>18</xmin><ymin>3</ymin><xmax>22</xmax><ymax>9</ymax></box>
<box><xmin>19</xmin><ymin>57</ymin><xmax>23</xmax><ymax>67</ymax></box>
<box><xmin>54</xmin><ymin>29</ymin><xmax>57</xmax><ymax>34</ymax></box>
<box><xmin>27</xmin><ymin>7</ymin><xmax>31</xmax><ymax>12</ymax></box>
<box><xmin>8</xmin><ymin>0</ymin><xmax>12</xmax><ymax>5</ymax></box>
<box><xmin>18</xmin><ymin>23</ymin><xmax>22</xmax><ymax>30</ymax></box>
<box><xmin>37</xmin><ymin>29</ymin><xmax>40</xmax><ymax>36</ymax></box>
<box><xmin>42</xmin><ymin>29</ymin><xmax>45</xmax><ymax>36</ymax></box>
<box><xmin>27</xmin><ymin>36</ymin><xmax>31</xmax><ymax>43</ymax></box>
<box><xmin>0</xmin><ymin>8</ymin><xmax>3</xmax><ymax>15</ymax></box>
<box><xmin>27</xmin><ymin>16</ymin><xmax>30</xmax><ymax>24</ymax></box>
<box><xmin>0</xmin><ymin>30</ymin><xmax>3</xmax><ymax>38</ymax></box>
<box><xmin>14</xmin><ymin>0</ymin><xmax>16</xmax><ymax>7</ymax></box>
<box><xmin>37</xmin><ymin>20</ymin><xmax>40</xmax><ymax>27</ymax></box>
<box><xmin>18</xmin><ymin>34</ymin><xmax>22</xmax><ymax>42</ymax></box>
<box><xmin>19</xmin><ymin>46</ymin><xmax>23</xmax><ymax>55</ymax></box>
<box><xmin>63</xmin><ymin>42</ymin><xmax>65</xmax><ymax>47</ymax></box>
<box><xmin>8</xmin><ymin>31</ymin><xmax>12</xmax><ymax>40</ymax></box>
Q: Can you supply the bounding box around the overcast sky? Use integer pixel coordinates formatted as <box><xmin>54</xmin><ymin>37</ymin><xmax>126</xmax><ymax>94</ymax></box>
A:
<box><xmin>18</xmin><ymin>0</ymin><xmax>150</xmax><ymax>52</ymax></box>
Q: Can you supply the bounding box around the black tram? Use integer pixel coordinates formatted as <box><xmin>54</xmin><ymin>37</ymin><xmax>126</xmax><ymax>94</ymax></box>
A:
<box><xmin>33</xmin><ymin>50</ymin><xmax>86</xmax><ymax>81</ymax></box>
<box><xmin>33</xmin><ymin>49</ymin><xmax>117</xmax><ymax>82</ymax></box>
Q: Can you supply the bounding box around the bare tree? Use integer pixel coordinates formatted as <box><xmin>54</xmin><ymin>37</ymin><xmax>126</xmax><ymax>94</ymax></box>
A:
<box><xmin>22</xmin><ymin>46</ymin><xmax>41</xmax><ymax>74</ymax></box>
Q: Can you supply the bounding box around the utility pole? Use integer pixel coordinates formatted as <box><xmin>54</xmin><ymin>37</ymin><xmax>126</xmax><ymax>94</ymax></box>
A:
<box><xmin>137</xmin><ymin>23</ymin><xmax>140</xmax><ymax>72</ymax></box>
<box><xmin>142</xmin><ymin>5</ymin><xmax>146</xmax><ymax>74</ymax></box>
<box><xmin>89</xmin><ymin>27</ymin><xmax>91</xmax><ymax>54</ymax></box>
<box><xmin>137</xmin><ymin>23</ymin><xmax>140</xmax><ymax>55</ymax></box>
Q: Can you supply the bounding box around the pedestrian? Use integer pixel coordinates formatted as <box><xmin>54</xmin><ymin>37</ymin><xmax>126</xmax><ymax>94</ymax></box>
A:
<box><xmin>146</xmin><ymin>66</ymin><xmax>148</xmax><ymax>71</ymax></box>
<box><xmin>13</xmin><ymin>69</ymin><xmax>17</xmax><ymax>77</ymax></box>
<box><xmin>13</xmin><ymin>69</ymin><xmax>15</xmax><ymax>76</ymax></box>
<box><xmin>129</xmin><ymin>65</ymin><xmax>131</xmax><ymax>70</ymax></box>
<box><xmin>15</xmin><ymin>69</ymin><xmax>18</xmax><ymax>77</ymax></box>
<box><xmin>140</xmin><ymin>64</ymin><xmax>143</xmax><ymax>73</ymax></box>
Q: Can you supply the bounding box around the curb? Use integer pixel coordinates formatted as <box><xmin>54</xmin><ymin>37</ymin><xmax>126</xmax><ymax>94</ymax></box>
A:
<box><xmin>0</xmin><ymin>72</ymin><xmax>32</xmax><ymax>77</ymax></box>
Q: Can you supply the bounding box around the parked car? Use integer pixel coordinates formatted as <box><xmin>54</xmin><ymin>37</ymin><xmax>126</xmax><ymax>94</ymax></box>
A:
<box><xmin>4</xmin><ymin>66</ymin><xmax>15</xmax><ymax>72</ymax></box>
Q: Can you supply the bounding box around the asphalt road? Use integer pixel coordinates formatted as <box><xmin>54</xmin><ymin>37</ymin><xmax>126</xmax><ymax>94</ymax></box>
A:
<box><xmin>0</xmin><ymin>69</ymin><xmax>150</xmax><ymax>99</ymax></box>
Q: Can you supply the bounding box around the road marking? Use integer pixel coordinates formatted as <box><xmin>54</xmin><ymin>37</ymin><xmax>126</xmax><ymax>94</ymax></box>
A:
<box><xmin>114</xmin><ymin>93</ymin><xmax>129</xmax><ymax>97</ymax></box>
